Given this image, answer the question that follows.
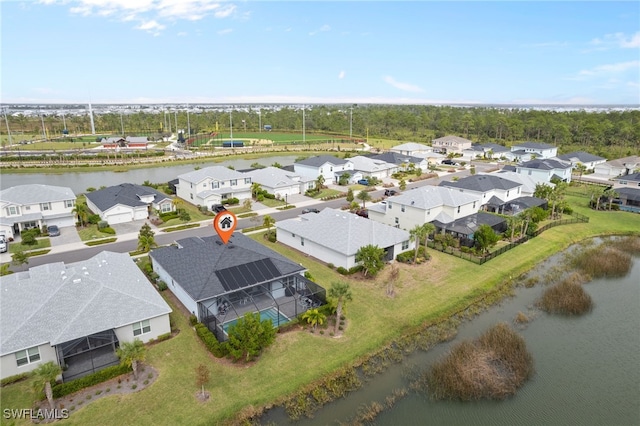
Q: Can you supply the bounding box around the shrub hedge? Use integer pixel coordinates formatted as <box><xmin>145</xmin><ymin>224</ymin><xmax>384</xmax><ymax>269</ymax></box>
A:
<box><xmin>1</xmin><ymin>372</ymin><xmax>30</xmax><ymax>387</ymax></box>
<box><xmin>194</xmin><ymin>323</ymin><xmax>228</xmax><ymax>358</ymax></box>
<box><xmin>52</xmin><ymin>364</ymin><xmax>131</xmax><ymax>398</ymax></box>
<box><xmin>85</xmin><ymin>238</ymin><xmax>117</xmax><ymax>246</ymax></box>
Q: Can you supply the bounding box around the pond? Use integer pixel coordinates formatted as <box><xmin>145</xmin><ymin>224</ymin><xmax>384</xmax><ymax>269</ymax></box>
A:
<box><xmin>261</xmin><ymin>240</ymin><xmax>640</xmax><ymax>425</ymax></box>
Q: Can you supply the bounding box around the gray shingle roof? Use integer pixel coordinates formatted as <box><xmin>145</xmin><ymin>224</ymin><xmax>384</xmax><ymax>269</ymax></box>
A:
<box><xmin>149</xmin><ymin>233</ymin><xmax>304</xmax><ymax>302</ymax></box>
<box><xmin>615</xmin><ymin>172</ymin><xmax>640</xmax><ymax>182</ymax></box>
<box><xmin>276</xmin><ymin>208</ymin><xmax>410</xmax><ymax>256</ymax></box>
<box><xmin>440</xmin><ymin>175</ymin><xmax>520</xmax><ymax>192</ymax></box>
<box><xmin>381</xmin><ymin>186</ymin><xmax>480</xmax><ymax>210</ymax></box>
<box><xmin>616</xmin><ymin>187</ymin><xmax>640</xmax><ymax>201</ymax></box>
<box><xmin>368</xmin><ymin>152</ymin><xmax>423</xmax><ymax>165</ymax></box>
<box><xmin>0</xmin><ymin>184</ymin><xmax>75</xmax><ymax>205</ymax></box>
<box><xmin>557</xmin><ymin>151</ymin><xmax>606</xmax><ymax>163</ymax></box>
<box><xmin>85</xmin><ymin>183</ymin><xmax>170</xmax><ymax>211</ymax></box>
<box><xmin>178</xmin><ymin>166</ymin><xmax>247</xmax><ymax>185</ymax></box>
<box><xmin>0</xmin><ymin>252</ymin><xmax>171</xmax><ymax>355</ymax></box>
<box><xmin>295</xmin><ymin>155</ymin><xmax>348</xmax><ymax>167</ymax></box>
<box><xmin>512</xmin><ymin>141</ymin><xmax>556</xmax><ymax>150</ymax></box>
<box><xmin>433</xmin><ymin>212</ymin><xmax>506</xmax><ymax>236</ymax></box>
<box><xmin>348</xmin><ymin>156</ymin><xmax>397</xmax><ymax>173</ymax></box>
<box><xmin>518</xmin><ymin>158</ymin><xmax>571</xmax><ymax>170</ymax></box>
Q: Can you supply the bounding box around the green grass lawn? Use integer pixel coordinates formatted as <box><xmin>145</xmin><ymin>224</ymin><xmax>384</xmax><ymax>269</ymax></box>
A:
<box><xmin>8</xmin><ymin>237</ymin><xmax>51</xmax><ymax>253</ymax></box>
<box><xmin>311</xmin><ymin>188</ymin><xmax>342</xmax><ymax>199</ymax></box>
<box><xmin>258</xmin><ymin>198</ymin><xmax>287</xmax><ymax>208</ymax></box>
<box><xmin>77</xmin><ymin>225</ymin><xmax>116</xmax><ymax>241</ymax></box>
<box><xmin>2</xmin><ymin>191</ymin><xmax>638</xmax><ymax>426</ymax></box>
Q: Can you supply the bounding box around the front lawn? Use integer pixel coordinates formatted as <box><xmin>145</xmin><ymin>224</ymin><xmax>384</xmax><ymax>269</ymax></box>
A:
<box><xmin>310</xmin><ymin>188</ymin><xmax>342</xmax><ymax>199</ymax></box>
<box><xmin>8</xmin><ymin>237</ymin><xmax>51</xmax><ymax>253</ymax></box>
<box><xmin>77</xmin><ymin>225</ymin><xmax>116</xmax><ymax>241</ymax></box>
<box><xmin>258</xmin><ymin>198</ymin><xmax>287</xmax><ymax>208</ymax></box>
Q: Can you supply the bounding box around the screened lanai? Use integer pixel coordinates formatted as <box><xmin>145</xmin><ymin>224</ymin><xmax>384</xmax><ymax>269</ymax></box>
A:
<box><xmin>57</xmin><ymin>330</ymin><xmax>120</xmax><ymax>381</ymax></box>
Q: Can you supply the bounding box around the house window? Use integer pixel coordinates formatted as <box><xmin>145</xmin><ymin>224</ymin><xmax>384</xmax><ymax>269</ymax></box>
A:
<box><xmin>40</xmin><ymin>203</ymin><xmax>51</xmax><ymax>211</ymax></box>
<box><xmin>65</xmin><ymin>200</ymin><xmax>75</xmax><ymax>208</ymax></box>
<box><xmin>245</xmin><ymin>178</ymin><xmax>252</xmax><ymax>184</ymax></box>
<box><xmin>395</xmin><ymin>217</ymin><xmax>399</xmax><ymax>224</ymax></box>
<box><xmin>507</xmin><ymin>191</ymin><xmax>510</xmax><ymax>197</ymax></box>
<box><xmin>7</xmin><ymin>206</ymin><xmax>19</xmax><ymax>215</ymax></box>
<box><xmin>202</xmin><ymin>183</ymin><xmax>207</xmax><ymax>188</ymax></box>
<box><xmin>231</xmin><ymin>180</ymin><xmax>237</xmax><ymax>186</ymax></box>
<box><xmin>161</xmin><ymin>204</ymin><xmax>172</xmax><ymax>213</ymax></box>
<box><xmin>25</xmin><ymin>206</ymin><xmax>30</xmax><ymax>211</ymax></box>
<box><xmin>190</xmin><ymin>183</ymin><xmax>193</xmax><ymax>188</ymax></box>
<box><xmin>401</xmin><ymin>206</ymin><xmax>405</xmax><ymax>212</ymax></box>
<box><xmin>212</xmin><ymin>181</ymin><xmax>220</xmax><ymax>189</ymax></box>
<box><xmin>133</xmin><ymin>319</ymin><xmax>151</xmax><ymax>336</ymax></box>
<box><xmin>620</xmin><ymin>180</ymin><xmax>627</xmax><ymax>185</ymax></box>
<box><xmin>402</xmin><ymin>240</ymin><xmax>409</xmax><ymax>250</ymax></box>
<box><xmin>15</xmin><ymin>346</ymin><xmax>40</xmax><ymax>367</ymax></box>
<box><xmin>291</xmin><ymin>233</ymin><xmax>295</xmax><ymax>237</ymax></box>
<box><xmin>473</xmin><ymin>201</ymin><xmax>476</xmax><ymax>209</ymax></box>
<box><xmin>190</xmin><ymin>194</ymin><xmax>193</xmax><ymax>200</ymax></box>
<box><xmin>388</xmin><ymin>203</ymin><xmax>392</xmax><ymax>209</ymax></box>
<box><xmin>301</xmin><ymin>237</ymin><xmax>305</xmax><ymax>246</ymax></box>
<box><xmin>457</xmin><ymin>206</ymin><xmax>461</xmax><ymax>213</ymax></box>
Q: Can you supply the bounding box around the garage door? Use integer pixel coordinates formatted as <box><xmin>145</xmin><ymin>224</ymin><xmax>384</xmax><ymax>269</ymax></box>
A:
<box><xmin>47</xmin><ymin>216</ymin><xmax>76</xmax><ymax>228</ymax></box>
<box><xmin>107</xmin><ymin>212</ymin><xmax>132</xmax><ymax>224</ymax></box>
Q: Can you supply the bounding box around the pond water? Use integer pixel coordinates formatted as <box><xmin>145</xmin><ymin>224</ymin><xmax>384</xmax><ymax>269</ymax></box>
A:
<box><xmin>262</xmin><ymin>243</ymin><xmax>640</xmax><ymax>425</ymax></box>
<box><xmin>0</xmin><ymin>155</ymin><xmax>300</xmax><ymax>194</ymax></box>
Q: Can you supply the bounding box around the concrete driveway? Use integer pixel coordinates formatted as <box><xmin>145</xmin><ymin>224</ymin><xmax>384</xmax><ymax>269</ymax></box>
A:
<box><xmin>111</xmin><ymin>219</ymin><xmax>157</xmax><ymax>236</ymax></box>
<box><xmin>49</xmin><ymin>226</ymin><xmax>82</xmax><ymax>247</ymax></box>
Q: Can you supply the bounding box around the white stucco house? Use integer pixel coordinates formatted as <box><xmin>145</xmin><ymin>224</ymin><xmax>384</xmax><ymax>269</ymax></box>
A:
<box><xmin>440</xmin><ymin>175</ymin><xmax>524</xmax><ymax>214</ymax></box>
<box><xmin>244</xmin><ymin>167</ymin><xmax>315</xmax><ymax>198</ymax></box>
<box><xmin>613</xmin><ymin>172</ymin><xmax>640</xmax><ymax>189</ymax></box>
<box><xmin>557</xmin><ymin>151</ymin><xmax>607</xmax><ymax>171</ymax></box>
<box><xmin>510</xmin><ymin>142</ymin><xmax>558</xmax><ymax>159</ymax></box>
<box><xmin>85</xmin><ymin>183</ymin><xmax>174</xmax><ymax>225</ymax></box>
<box><xmin>348</xmin><ymin>155</ymin><xmax>399</xmax><ymax>180</ymax></box>
<box><xmin>367</xmin><ymin>186</ymin><xmax>482</xmax><ymax>232</ymax></box>
<box><xmin>367</xmin><ymin>152</ymin><xmax>430</xmax><ymax>173</ymax></box>
<box><xmin>293</xmin><ymin>155</ymin><xmax>354</xmax><ymax>183</ymax></box>
<box><xmin>431</xmin><ymin>135</ymin><xmax>473</xmax><ymax>154</ymax></box>
<box><xmin>390</xmin><ymin>142</ymin><xmax>433</xmax><ymax>156</ymax></box>
<box><xmin>176</xmin><ymin>166</ymin><xmax>252</xmax><ymax>210</ymax></box>
<box><xmin>593</xmin><ymin>156</ymin><xmax>640</xmax><ymax>178</ymax></box>
<box><xmin>0</xmin><ymin>251</ymin><xmax>172</xmax><ymax>381</ymax></box>
<box><xmin>276</xmin><ymin>208</ymin><xmax>414</xmax><ymax>268</ymax></box>
<box><xmin>462</xmin><ymin>143</ymin><xmax>510</xmax><ymax>161</ymax></box>
<box><xmin>0</xmin><ymin>184</ymin><xmax>77</xmax><ymax>240</ymax></box>
<box><xmin>515</xmin><ymin>158</ymin><xmax>573</xmax><ymax>184</ymax></box>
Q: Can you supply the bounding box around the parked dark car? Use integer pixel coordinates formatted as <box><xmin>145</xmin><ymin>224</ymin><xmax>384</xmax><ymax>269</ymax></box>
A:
<box><xmin>357</xmin><ymin>179</ymin><xmax>370</xmax><ymax>186</ymax></box>
<box><xmin>211</xmin><ymin>204</ymin><xmax>227</xmax><ymax>213</ymax></box>
<box><xmin>384</xmin><ymin>189</ymin><xmax>397</xmax><ymax>196</ymax></box>
<box><xmin>302</xmin><ymin>208</ymin><xmax>321</xmax><ymax>214</ymax></box>
<box><xmin>442</xmin><ymin>159</ymin><xmax>459</xmax><ymax>166</ymax></box>
<box><xmin>47</xmin><ymin>225</ymin><xmax>60</xmax><ymax>237</ymax></box>
<box><xmin>355</xmin><ymin>209</ymin><xmax>368</xmax><ymax>218</ymax></box>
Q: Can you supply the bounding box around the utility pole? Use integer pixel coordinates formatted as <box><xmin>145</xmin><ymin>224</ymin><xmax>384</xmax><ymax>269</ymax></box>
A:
<box><xmin>3</xmin><ymin>108</ymin><xmax>12</xmax><ymax>147</ymax></box>
<box><xmin>88</xmin><ymin>101</ymin><xmax>96</xmax><ymax>135</ymax></box>
<box><xmin>187</xmin><ymin>105</ymin><xmax>191</xmax><ymax>139</ymax></box>
<box><xmin>349</xmin><ymin>106</ymin><xmax>353</xmax><ymax>139</ymax></box>
<box><xmin>302</xmin><ymin>105</ymin><xmax>306</xmax><ymax>145</ymax></box>
<box><xmin>40</xmin><ymin>112</ymin><xmax>47</xmax><ymax>140</ymax></box>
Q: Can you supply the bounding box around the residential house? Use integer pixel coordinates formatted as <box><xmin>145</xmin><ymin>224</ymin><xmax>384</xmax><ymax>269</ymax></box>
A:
<box><xmin>367</xmin><ymin>152</ymin><xmax>430</xmax><ymax>173</ymax></box>
<box><xmin>176</xmin><ymin>166</ymin><xmax>252</xmax><ymax>210</ymax></box>
<box><xmin>293</xmin><ymin>155</ymin><xmax>354</xmax><ymax>183</ymax></box>
<box><xmin>502</xmin><ymin>149</ymin><xmax>533</xmax><ymax>163</ymax></box>
<box><xmin>85</xmin><ymin>183</ymin><xmax>174</xmax><ymax>225</ymax></box>
<box><xmin>613</xmin><ymin>172</ymin><xmax>640</xmax><ymax>189</ymax></box>
<box><xmin>431</xmin><ymin>135</ymin><xmax>473</xmax><ymax>154</ymax></box>
<box><xmin>593</xmin><ymin>156</ymin><xmax>640</xmax><ymax>178</ymax></box>
<box><xmin>0</xmin><ymin>251</ymin><xmax>171</xmax><ymax>381</ymax></box>
<box><xmin>557</xmin><ymin>151</ymin><xmax>607</xmax><ymax>171</ymax></box>
<box><xmin>244</xmin><ymin>167</ymin><xmax>315</xmax><ymax>198</ymax></box>
<box><xmin>491</xmin><ymin>170</ymin><xmax>546</xmax><ymax>196</ymax></box>
<box><xmin>390</xmin><ymin>142</ymin><xmax>433</xmax><ymax>156</ymax></box>
<box><xmin>509</xmin><ymin>142</ymin><xmax>558</xmax><ymax>159</ymax></box>
<box><xmin>0</xmin><ymin>184</ymin><xmax>76</xmax><ymax>239</ymax></box>
<box><xmin>462</xmin><ymin>143</ymin><xmax>510</xmax><ymax>161</ymax></box>
<box><xmin>367</xmin><ymin>186</ymin><xmax>481</xmax><ymax>232</ymax></box>
<box><xmin>614</xmin><ymin>188</ymin><xmax>640</xmax><ymax>213</ymax></box>
<box><xmin>348</xmin><ymin>155</ymin><xmax>399</xmax><ymax>180</ymax></box>
<box><xmin>150</xmin><ymin>233</ymin><xmax>325</xmax><ymax>342</ymax></box>
<box><xmin>439</xmin><ymin>175</ymin><xmax>524</xmax><ymax>214</ymax></box>
<box><xmin>276</xmin><ymin>208</ymin><xmax>414</xmax><ymax>269</ymax></box>
<box><xmin>515</xmin><ymin>158</ymin><xmax>573</xmax><ymax>184</ymax></box>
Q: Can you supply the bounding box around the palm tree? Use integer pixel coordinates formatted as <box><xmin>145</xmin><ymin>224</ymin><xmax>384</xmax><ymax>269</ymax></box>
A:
<box><xmin>604</xmin><ymin>188</ymin><xmax>619</xmax><ymax>211</ymax></box>
<box><xmin>72</xmin><ymin>203</ymin><xmax>89</xmax><ymax>228</ymax></box>
<box><xmin>301</xmin><ymin>308</ymin><xmax>326</xmax><ymax>330</ymax></box>
<box><xmin>409</xmin><ymin>224</ymin><xmax>426</xmax><ymax>264</ymax></box>
<box><xmin>171</xmin><ymin>197</ymin><xmax>183</xmax><ymax>213</ymax></box>
<box><xmin>575</xmin><ymin>163</ymin><xmax>587</xmax><ymax>183</ymax></box>
<box><xmin>328</xmin><ymin>281</ymin><xmax>353</xmax><ymax>335</ymax></box>
<box><xmin>32</xmin><ymin>362</ymin><xmax>62</xmax><ymax>410</ymax></box>
<box><xmin>251</xmin><ymin>182</ymin><xmax>263</xmax><ymax>199</ymax></box>
<box><xmin>356</xmin><ymin>190</ymin><xmax>371</xmax><ymax>208</ymax></box>
<box><xmin>116</xmin><ymin>339</ymin><xmax>147</xmax><ymax>381</ymax></box>
<box><xmin>137</xmin><ymin>234</ymin><xmax>158</xmax><ymax>252</ymax></box>
<box><xmin>315</xmin><ymin>174</ymin><xmax>325</xmax><ymax>193</ymax></box>
<box><xmin>421</xmin><ymin>223</ymin><xmax>435</xmax><ymax>251</ymax></box>
<box><xmin>263</xmin><ymin>215</ymin><xmax>275</xmax><ymax>233</ymax></box>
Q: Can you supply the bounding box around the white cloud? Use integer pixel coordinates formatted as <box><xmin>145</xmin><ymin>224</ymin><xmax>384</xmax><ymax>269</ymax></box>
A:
<box><xmin>338</xmin><ymin>70</ymin><xmax>345</xmax><ymax>79</ymax></box>
<box><xmin>383</xmin><ymin>76</ymin><xmax>424</xmax><ymax>93</ymax></box>
<box><xmin>217</xmin><ymin>28</ymin><xmax>232</xmax><ymax>35</ymax></box>
<box><xmin>569</xmin><ymin>60</ymin><xmax>640</xmax><ymax>81</ymax></box>
<box><xmin>589</xmin><ymin>31</ymin><xmax>640</xmax><ymax>50</ymax></box>
<box><xmin>44</xmin><ymin>0</ymin><xmax>237</xmax><ymax>34</ymax></box>
<box><xmin>309</xmin><ymin>24</ymin><xmax>331</xmax><ymax>36</ymax></box>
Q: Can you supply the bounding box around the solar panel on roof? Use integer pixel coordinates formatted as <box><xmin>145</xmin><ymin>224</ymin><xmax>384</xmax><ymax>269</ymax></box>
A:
<box><xmin>215</xmin><ymin>259</ymin><xmax>282</xmax><ymax>292</ymax></box>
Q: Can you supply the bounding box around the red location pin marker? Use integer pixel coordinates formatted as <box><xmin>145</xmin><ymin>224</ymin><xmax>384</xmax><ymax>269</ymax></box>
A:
<box><xmin>213</xmin><ymin>210</ymin><xmax>237</xmax><ymax>244</ymax></box>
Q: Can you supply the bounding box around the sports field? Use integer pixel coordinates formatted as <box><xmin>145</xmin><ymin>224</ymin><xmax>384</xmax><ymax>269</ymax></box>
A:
<box><xmin>186</xmin><ymin>131</ymin><xmax>362</xmax><ymax>147</ymax></box>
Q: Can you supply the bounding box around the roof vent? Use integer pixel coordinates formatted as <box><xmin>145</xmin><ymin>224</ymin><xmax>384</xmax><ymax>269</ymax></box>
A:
<box><xmin>84</xmin><ymin>271</ymin><xmax>89</xmax><ymax>275</ymax></box>
<box><xmin>73</xmin><ymin>278</ymin><xmax>81</xmax><ymax>283</ymax></box>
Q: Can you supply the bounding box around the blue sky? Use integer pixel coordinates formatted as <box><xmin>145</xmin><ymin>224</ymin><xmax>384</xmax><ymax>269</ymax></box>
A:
<box><xmin>1</xmin><ymin>1</ymin><xmax>639</xmax><ymax>105</ymax></box>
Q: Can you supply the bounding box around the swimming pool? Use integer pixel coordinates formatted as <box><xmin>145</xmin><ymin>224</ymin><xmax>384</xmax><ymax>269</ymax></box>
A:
<box><xmin>222</xmin><ymin>307</ymin><xmax>290</xmax><ymax>334</ymax></box>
